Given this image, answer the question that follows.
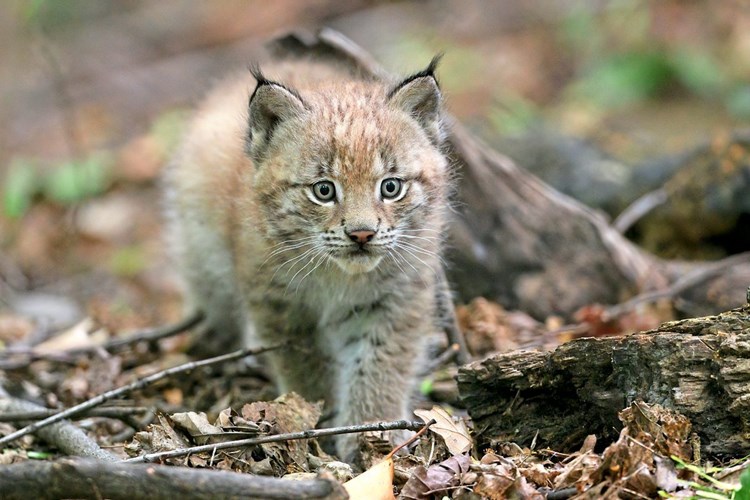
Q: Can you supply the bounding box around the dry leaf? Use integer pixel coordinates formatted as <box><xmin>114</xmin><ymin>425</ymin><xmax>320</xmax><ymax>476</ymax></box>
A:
<box><xmin>34</xmin><ymin>318</ymin><xmax>107</xmax><ymax>353</ymax></box>
<box><xmin>414</xmin><ymin>406</ymin><xmax>472</xmax><ymax>455</ymax></box>
<box><xmin>400</xmin><ymin>454</ymin><xmax>471</xmax><ymax>500</ymax></box>
<box><xmin>343</xmin><ymin>457</ymin><xmax>395</xmax><ymax>500</ymax></box>
<box><xmin>171</xmin><ymin>411</ymin><xmax>223</xmax><ymax>445</ymax></box>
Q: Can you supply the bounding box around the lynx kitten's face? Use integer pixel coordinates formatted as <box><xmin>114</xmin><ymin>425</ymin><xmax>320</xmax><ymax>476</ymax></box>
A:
<box><xmin>247</xmin><ymin>70</ymin><xmax>448</xmax><ymax>279</ymax></box>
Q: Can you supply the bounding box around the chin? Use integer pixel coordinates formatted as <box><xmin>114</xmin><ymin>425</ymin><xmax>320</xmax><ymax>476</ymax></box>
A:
<box><xmin>333</xmin><ymin>255</ymin><xmax>383</xmax><ymax>274</ymax></box>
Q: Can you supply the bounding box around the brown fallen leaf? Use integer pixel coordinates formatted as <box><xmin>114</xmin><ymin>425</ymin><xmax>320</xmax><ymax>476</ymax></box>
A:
<box><xmin>34</xmin><ymin>318</ymin><xmax>108</xmax><ymax>353</ymax></box>
<box><xmin>400</xmin><ymin>454</ymin><xmax>471</xmax><ymax>500</ymax></box>
<box><xmin>414</xmin><ymin>406</ymin><xmax>472</xmax><ymax>455</ymax></box>
<box><xmin>342</xmin><ymin>457</ymin><xmax>395</xmax><ymax>500</ymax></box>
<box><xmin>171</xmin><ymin>411</ymin><xmax>223</xmax><ymax>445</ymax></box>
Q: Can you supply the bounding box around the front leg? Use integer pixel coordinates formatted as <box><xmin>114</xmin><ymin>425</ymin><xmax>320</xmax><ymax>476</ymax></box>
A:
<box><xmin>328</xmin><ymin>291</ymin><xmax>434</xmax><ymax>461</ymax></box>
<box><xmin>251</xmin><ymin>302</ymin><xmax>333</xmax><ymax>405</ymax></box>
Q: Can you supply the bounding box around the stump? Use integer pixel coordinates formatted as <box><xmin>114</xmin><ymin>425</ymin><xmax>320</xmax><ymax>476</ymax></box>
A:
<box><xmin>457</xmin><ymin>305</ymin><xmax>750</xmax><ymax>457</ymax></box>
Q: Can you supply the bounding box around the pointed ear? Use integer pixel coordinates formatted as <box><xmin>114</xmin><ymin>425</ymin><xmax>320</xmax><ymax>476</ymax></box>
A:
<box><xmin>247</xmin><ymin>66</ymin><xmax>306</xmax><ymax>162</ymax></box>
<box><xmin>387</xmin><ymin>56</ymin><xmax>445</xmax><ymax>145</ymax></box>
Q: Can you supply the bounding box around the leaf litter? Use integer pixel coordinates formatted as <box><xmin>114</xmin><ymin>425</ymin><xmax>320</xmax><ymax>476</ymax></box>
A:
<box><xmin>3</xmin><ymin>298</ymin><xmax>749</xmax><ymax>498</ymax></box>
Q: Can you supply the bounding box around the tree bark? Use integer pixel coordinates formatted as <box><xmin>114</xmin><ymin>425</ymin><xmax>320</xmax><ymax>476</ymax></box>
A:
<box><xmin>0</xmin><ymin>457</ymin><xmax>346</xmax><ymax>500</ymax></box>
<box><xmin>456</xmin><ymin>304</ymin><xmax>750</xmax><ymax>458</ymax></box>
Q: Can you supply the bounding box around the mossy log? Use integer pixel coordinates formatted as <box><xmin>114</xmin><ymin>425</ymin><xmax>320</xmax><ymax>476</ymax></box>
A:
<box><xmin>457</xmin><ymin>305</ymin><xmax>750</xmax><ymax>457</ymax></box>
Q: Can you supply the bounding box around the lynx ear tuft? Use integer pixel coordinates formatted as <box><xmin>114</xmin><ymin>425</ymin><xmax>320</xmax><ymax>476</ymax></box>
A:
<box><xmin>387</xmin><ymin>55</ymin><xmax>445</xmax><ymax>145</ymax></box>
<box><xmin>247</xmin><ymin>65</ymin><xmax>306</xmax><ymax>162</ymax></box>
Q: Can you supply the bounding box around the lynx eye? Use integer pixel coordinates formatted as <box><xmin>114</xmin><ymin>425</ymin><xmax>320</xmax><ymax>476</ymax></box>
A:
<box><xmin>380</xmin><ymin>178</ymin><xmax>403</xmax><ymax>200</ymax></box>
<box><xmin>312</xmin><ymin>181</ymin><xmax>336</xmax><ymax>202</ymax></box>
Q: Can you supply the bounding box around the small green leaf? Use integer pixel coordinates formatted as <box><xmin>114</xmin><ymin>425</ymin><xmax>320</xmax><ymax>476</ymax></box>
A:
<box><xmin>576</xmin><ymin>51</ymin><xmax>674</xmax><ymax>107</ymax></box>
<box><xmin>727</xmin><ymin>86</ymin><xmax>750</xmax><ymax>120</ymax></box>
<box><xmin>27</xmin><ymin>450</ymin><xmax>54</xmax><ymax>460</ymax></box>
<box><xmin>43</xmin><ymin>154</ymin><xmax>111</xmax><ymax>204</ymax></box>
<box><xmin>735</xmin><ymin>466</ymin><xmax>750</xmax><ymax>500</ymax></box>
<box><xmin>3</xmin><ymin>159</ymin><xmax>38</xmax><ymax>218</ymax></box>
<box><xmin>671</xmin><ymin>50</ymin><xmax>725</xmax><ymax>97</ymax></box>
<box><xmin>419</xmin><ymin>378</ymin><xmax>434</xmax><ymax>396</ymax></box>
<box><xmin>110</xmin><ymin>246</ymin><xmax>147</xmax><ymax>277</ymax></box>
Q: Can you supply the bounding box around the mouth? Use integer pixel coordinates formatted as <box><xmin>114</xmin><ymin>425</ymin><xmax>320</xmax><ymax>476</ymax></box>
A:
<box><xmin>332</xmin><ymin>248</ymin><xmax>383</xmax><ymax>273</ymax></box>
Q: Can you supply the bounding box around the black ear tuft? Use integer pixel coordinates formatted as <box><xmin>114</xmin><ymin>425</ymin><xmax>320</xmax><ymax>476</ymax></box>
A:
<box><xmin>246</xmin><ymin>65</ymin><xmax>307</xmax><ymax>162</ymax></box>
<box><xmin>387</xmin><ymin>55</ymin><xmax>445</xmax><ymax>145</ymax></box>
<box><xmin>387</xmin><ymin>54</ymin><xmax>443</xmax><ymax>100</ymax></box>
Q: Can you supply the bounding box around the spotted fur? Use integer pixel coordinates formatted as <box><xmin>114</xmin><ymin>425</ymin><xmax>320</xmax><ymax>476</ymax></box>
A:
<box><xmin>164</xmin><ymin>58</ymin><xmax>451</xmax><ymax>460</ymax></box>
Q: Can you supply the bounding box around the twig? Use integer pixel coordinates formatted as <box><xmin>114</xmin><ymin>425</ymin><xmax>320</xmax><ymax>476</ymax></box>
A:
<box><xmin>543</xmin><ymin>487</ymin><xmax>579</xmax><ymax>500</ymax></box>
<box><xmin>124</xmin><ymin>419</ymin><xmax>428</xmax><ymax>463</ymax></box>
<box><xmin>0</xmin><ymin>351</ymin><xmax>78</xmax><ymax>370</ymax></box>
<box><xmin>613</xmin><ymin>188</ymin><xmax>668</xmax><ymax>234</ymax></box>
<box><xmin>421</xmin><ymin>344</ymin><xmax>460</xmax><ymax>376</ymax></box>
<box><xmin>0</xmin><ymin>312</ymin><xmax>205</xmax><ymax>368</ymax></box>
<box><xmin>0</xmin><ymin>406</ymin><xmax>150</xmax><ymax>422</ymax></box>
<box><xmin>604</xmin><ymin>251</ymin><xmax>750</xmax><ymax>320</ymax></box>
<box><xmin>102</xmin><ymin>311</ymin><xmax>204</xmax><ymax>352</ymax></box>
<box><xmin>386</xmin><ymin>418</ymin><xmax>436</xmax><ymax>459</ymax></box>
<box><xmin>0</xmin><ymin>388</ymin><xmax>116</xmax><ymax>461</ymax></box>
<box><xmin>0</xmin><ymin>343</ymin><xmax>284</xmax><ymax>448</ymax></box>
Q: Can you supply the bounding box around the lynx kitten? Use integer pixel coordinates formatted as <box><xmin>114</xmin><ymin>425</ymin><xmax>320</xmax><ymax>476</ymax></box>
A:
<box><xmin>164</xmin><ymin>57</ymin><xmax>452</xmax><ymax>459</ymax></box>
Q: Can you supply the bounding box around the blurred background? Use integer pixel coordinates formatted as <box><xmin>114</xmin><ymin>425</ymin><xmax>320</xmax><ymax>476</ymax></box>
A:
<box><xmin>1</xmin><ymin>0</ymin><xmax>749</xmax><ymax>335</ymax></box>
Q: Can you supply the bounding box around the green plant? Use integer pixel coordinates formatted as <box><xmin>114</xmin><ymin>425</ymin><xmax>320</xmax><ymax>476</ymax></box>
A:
<box><xmin>3</xmin><ymin>158</ymin><xmax>38</xmax><ymax>218</ymax></box>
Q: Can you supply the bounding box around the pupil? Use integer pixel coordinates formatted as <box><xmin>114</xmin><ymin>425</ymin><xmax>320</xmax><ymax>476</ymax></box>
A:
<box><xmin>386</xmin><ymin>181</ymin><xmax>395</xmax><ymax>193</ymax></box>
<box><xmin>319</xmin><ymin>185</ymin><xmax>330</xmax><ymax>196</ymax></box>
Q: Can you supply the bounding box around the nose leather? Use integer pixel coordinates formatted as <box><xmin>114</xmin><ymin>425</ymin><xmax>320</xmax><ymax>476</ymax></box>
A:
<box><xmin>347</xmin><ymin>229</ymin><xmax>376</xmax><ymax>244</ymax></box>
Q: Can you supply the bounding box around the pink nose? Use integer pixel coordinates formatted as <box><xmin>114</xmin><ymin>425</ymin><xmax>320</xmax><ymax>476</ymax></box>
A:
<box><xmin>347</xmin><ymin>229</ymin><xmax>376</xmax><ymax>244</ymax></box>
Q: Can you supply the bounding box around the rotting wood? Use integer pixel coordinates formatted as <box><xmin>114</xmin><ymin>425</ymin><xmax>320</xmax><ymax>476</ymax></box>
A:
<box><xmin>456</xmin><ymin>305</ymin><xmax>750</xmax><ymax>457</ymax></box>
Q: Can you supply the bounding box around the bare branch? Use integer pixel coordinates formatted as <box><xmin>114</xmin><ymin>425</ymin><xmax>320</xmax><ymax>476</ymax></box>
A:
<box><xmin>124</xmin><ymin>419</ymin><xmax>428</xmax><ymax>463</ymax></box>
<box><xmin>103</xmin><ymin>310</ymin><xmax>204</xmax><ymax>352</ymax></box>
<box><xmin>613</xmin><ymin>188</ymin><xmax>668</xmax><ymax>234</ymax></box>
<box><xmin>0</xmin><ymin>406</ymin><xmax>150</xmax><ymax>423</ymax></box>
<box><xmin>604</xmin><ymin>251</ymin><xmax>750</xmax><ymax>319</ymax></box>
<box><xmin>0</xmin><ymin>388</ymin><xmax>116</xmax><ymax>461</ymax></box>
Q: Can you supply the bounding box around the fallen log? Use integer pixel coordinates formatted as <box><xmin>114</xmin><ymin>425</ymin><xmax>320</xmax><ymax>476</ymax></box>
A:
<box><xmin>456</xmin><ymin>304</ymin><xmax>750</xmax><ymax>458</ymax></box>
<box><xmin>0</xmin><ymin>457</ymin><xmax>346</xmax><ymax>500</ymax></box>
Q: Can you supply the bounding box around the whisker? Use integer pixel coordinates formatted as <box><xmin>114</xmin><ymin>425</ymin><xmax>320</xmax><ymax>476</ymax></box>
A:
<box><xmin>295</xmin><ymin>252</ymin><xmax>329</xmax><ymax>294</ymax></box>
<box><xmin>266</xmin><ymin>235</ymin><xmax>319</xmax><ymax>249</ymax></box>
<box><xmin>286</xmin><ymin>248</ymin><xmax>325</xmax><ymax>294</ymax></box>
<box><xmin>259</xmin><ymin>236</ymin><xmax>318</xmax><ymax>269</ymax></box>
<box><xmin>270</xmin><ymin>247</ymin><xmax>318</xmax><ymax>282</ymax></box>
<box><xmin>399</xmin><ymin>228</ymin><xmax>442</xmax><ymax>234</ymax></box>
<box><xmin>267</xmin><ymin>239</ymin><xmax>316</xmax><ymax>257</ymax></box>
<box><xmin>394</xmin><ymin>243</ymin><xmax>438</xmax><ymax>277</ymax></box>
<box><xmin>398</xmin><ymin>234</ymin><xmax>441</xmax><ymax>244</ymax></box>
<box><xmin>392</xmin><ymin>247</ymin><xmax>429</xmax><ymax>288</ymax></box>
<box><xmin>397</xmin><ymin>241</ymin><xmax>440</xmax><ymax>258</ymax></box>
<box><xmin>397</xmin><ymin>241</ymin><xmax>447</xmax><ymax>266</ymax></box>
<box><xmin>385</xmin><ymin>250</ymin><xmax>409</xmax><ymax>277</ymax></box>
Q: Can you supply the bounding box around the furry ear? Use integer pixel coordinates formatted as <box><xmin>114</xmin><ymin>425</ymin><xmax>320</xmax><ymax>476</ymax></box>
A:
<box><xmin>387</xmin><ymin>55</ymin><xmax>445</xmax><ymax>145</ymax></box>
<box><xmin>247</xmin><ymin>66</ymin><xmax>306</xmax><ymax>161</ymax></box>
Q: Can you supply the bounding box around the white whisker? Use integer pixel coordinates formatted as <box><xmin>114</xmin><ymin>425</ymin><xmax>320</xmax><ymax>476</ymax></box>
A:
<box><xmin>286</xmin><ymin>248</ymin><xmax>325</xmax><ymax>294</ymax></box>
<box><xmin>391</xmin><ymin>247</ymin><xmax>430</xmax><ymax>288</ymax></box>
<box><xmin>271</xmin><ymin>246</ymin><xmax>318</xmax><ymax>282</ymax></box>
<box><xmin>295</xmin><ymin>252</ymin><xmax>329</xmax><ymax>293</ymax></box>
<box><xmin>394</xmin><ymin>243</ymin><xmax>438</xmax><ymax>276</ymax></box>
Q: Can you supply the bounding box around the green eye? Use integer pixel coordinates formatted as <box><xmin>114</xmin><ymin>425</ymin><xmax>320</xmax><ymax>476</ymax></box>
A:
<box><xmin>312</xmin><ymin>181</ymin><xmax>336</xmax><ymax>202</ymax></box>
<box><xmin>380</xmin><ymin>178</ymin><xmax>403</xmax><ymax>199</ymax></box>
